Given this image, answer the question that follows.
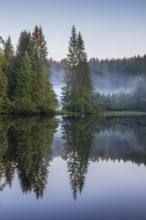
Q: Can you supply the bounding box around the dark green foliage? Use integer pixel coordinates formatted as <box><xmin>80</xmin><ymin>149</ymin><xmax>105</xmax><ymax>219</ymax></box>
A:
<box><xmin>16</xmin><ymin>31</ymin><xmax>32</xmax><ymax>60</ymax></box>
<box><xmin>3</xmin><ymin>36</ymin><xmax>14</xmax><ymax>68</ymax></box>
<box><xmin>30</xmin><ymin>26</ymin><xmax>58</xmax><ymax>112</ymax></box>
<box><xmin>0</xmin><ymin>51</ymin><xmax>8</xmax><ymax>112</ymax></box>
<box><xmin>61</xmin><ymin>26</ymin><xmax>77</xmax><ymax>110</ymax></box>
<box><xmin>61</xmin><ymin>26</ymin><xmax>94</xmax><ymax>114</ymax></box>
<box><xmin>3</xmin><ymin>37</ymin><xmax>15</xmax><ymax>101</ymax></box>
<box><xmin>32</xmin><ymin>26</ymin><xmax>48</xmax><ymax>69</ymax></box>
<box><xmin>0</xmin><ymin>66</ymin><xmax>7</xmax><ymax>111</ymax></box>
<box><xmin>14</xmin><ymin>52</ymin><xmax>35</xmax><ymax>113</ymax></box>
<box><xmin>89</xmin><ymin>55</ymin><xmax>145</xmax><ymax>83</ymax></box>
<box><xmin>67</xmin><ymin>25</ymin><xmax>78</xmax><ymax>68</ymax></box>
<box><xmin>0</xmin><ymin>26</ymin><xmax>58</xmax><ymax>114</ymax></box>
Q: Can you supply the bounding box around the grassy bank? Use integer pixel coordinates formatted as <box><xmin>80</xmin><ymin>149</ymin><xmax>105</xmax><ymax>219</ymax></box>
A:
<box><xmin>102</xmin><ymin>111</ymin><xmax>146</xmax><ymax>116</ymax></box>
<box><xmin>55</xmin><ymin>110</ymin><xmax>146</xmax><ymax>117</ymax></box>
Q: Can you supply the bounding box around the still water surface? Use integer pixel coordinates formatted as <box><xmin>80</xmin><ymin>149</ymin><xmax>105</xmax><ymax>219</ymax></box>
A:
<box><xmin>0</xmin><ymin>116</ymin><xmax>146</xmax><ymax>220</ymax></box>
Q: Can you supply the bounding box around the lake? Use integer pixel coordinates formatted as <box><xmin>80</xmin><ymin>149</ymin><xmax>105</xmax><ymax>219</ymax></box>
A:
<box><xmin>0</xmin><ymin>115</ymin><xmax>146</xmax><ymax>220</ymax></box>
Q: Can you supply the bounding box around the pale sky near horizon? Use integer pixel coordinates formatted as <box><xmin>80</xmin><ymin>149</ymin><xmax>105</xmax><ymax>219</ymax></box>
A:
<box><xmin>0</xmin><ymin>0</ymin><xmax>146</xmax><ymax>61</ymax></box>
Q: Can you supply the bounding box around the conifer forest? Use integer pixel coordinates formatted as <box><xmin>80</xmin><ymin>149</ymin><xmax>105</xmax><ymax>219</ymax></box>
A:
<box><xmin>0</xmin><ymin>25</ymin><xmax>146</xmax><ymax>114</ymax></box>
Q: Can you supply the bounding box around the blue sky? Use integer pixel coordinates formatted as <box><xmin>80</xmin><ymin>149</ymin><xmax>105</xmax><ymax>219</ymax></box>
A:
<box><xmin>0</xmin><ymin>0</ymin><xmax>146</xmax><ymax>61</ymax></box>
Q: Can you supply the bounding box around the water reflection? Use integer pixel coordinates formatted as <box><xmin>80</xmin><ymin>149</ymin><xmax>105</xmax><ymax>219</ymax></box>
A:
<box><xmin>0</xmin><ymin>115</ymin><xmax>146</xmax><ymax>200</ymax></box>
<box><xmin>62</xmin><ymin>117</ymin><xmax>95</xmax><ymax>200</ymax></box>
<box><xmin>0</xmin><ymin>116</ymin><xmax>58</xmax><ymax>198</ymax></box>
<box><xmin>91</xmin><ymin>116</ymin><xmax>146</xmax><ymax>165</ymax></box>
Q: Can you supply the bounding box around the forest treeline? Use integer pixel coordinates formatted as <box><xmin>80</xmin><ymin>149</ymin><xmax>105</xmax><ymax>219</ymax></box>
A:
<box><xmin>90</xmin><ymin>56</ymin><xmax>146</xmax><ymax>111</ymax></box>
<box><xmin>50</xmin><ymin>54</ymin><xmax>146</xmax><ymax>112</ymax></box>
<box><xmin>0</xmin><ymin>26</ymin><xmax>58</xmax><ymax>114</ymax></box>
<box><xmin>1</xmin><ymin>25</ymin><xmax>146</xmax><ymax>114</ymax></box>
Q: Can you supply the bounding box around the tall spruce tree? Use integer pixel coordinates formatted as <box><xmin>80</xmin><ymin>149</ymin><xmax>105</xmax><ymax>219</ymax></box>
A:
<box><xmin>14</xmin><ymin>52</ymin><xmax>34</xmax><ymax>113</ymax></box>
<box><xmin>61</xmin><ymin>26</ymin><xmax>94</xmax><ymax>113</ymax></box>
<box><xmin>32</xmin><ymin>26</ymin><xmax>58</xmax><ymax>111</ymax></box>
<box><xmin>61</xmin><ymin>25</ymin><xmax>78</xmax><ymax>110</ymax></box>
<box><xmin>0</xmin><ymin>52</ymin><xmax>8</xmax><ymax>112</ymax></box>
<box><xmin>75</xmin><ymin>32</ymin><xmax>94</xmax><ymax>113</ymax></box>
<box><xmin>16</xmin><ymin>31</ymin><xmax>32</xmax><ymax>60</ymax></box>
<box><xmin>3</xmin><ymin>37</ymin><xmax>15</xmax><ymax>101</ymax></box>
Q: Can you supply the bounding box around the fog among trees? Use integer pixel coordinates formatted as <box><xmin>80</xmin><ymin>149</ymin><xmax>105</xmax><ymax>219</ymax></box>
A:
<box><xmin>50</xmin><ymin>55</ymin><xmax>146</xmax><ymax>111</ymax></box>
<box><xmin>1</xmin><ymin>25</ymin><xmax>146</xmax><ymax>114</ymax></box>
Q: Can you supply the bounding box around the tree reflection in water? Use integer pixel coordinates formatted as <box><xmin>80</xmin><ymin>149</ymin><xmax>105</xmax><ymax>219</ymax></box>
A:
<box><xmin>0</xmin><ymin>116</ymin><xmax>58</xmax><ymax>199</ymax></box>
<box><xmin>62</xmin><ymin>116</ymin><xmax>95</xmax><ymax>200</ymax></box>
<box><xmin>0</xmin><ymin>116</ymin><xmax>146</xmax><ymax>200</ymax></box>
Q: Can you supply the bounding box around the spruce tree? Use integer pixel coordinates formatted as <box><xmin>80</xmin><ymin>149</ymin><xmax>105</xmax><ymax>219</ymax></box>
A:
<box><xmin>61</xmin><ymin>26</ymin><xmax>94</xmax><ymax>113</ymax></box>
<box><xmin>61</xmin><ymin>25</ymin><xmax>78</xmax><ymax>111</ymax></box>
<box><xmin>75</xmin><ymin>32</ymin><xmax>94</xmax><ymax>113</ymax></box>
<box><xmin>3</xmin><ymin>37</ymin><xmax>15</xmax><ymax>101</ymax></box>
<box><xmin>14</xmin><ymin>52</ymin><xmax>35</xmax><ymax>113</ymax></box>
<box><xmin>4</xmin><ymin>37</ymin><xmax>14</xmax><ymax>65</ymax></box>
<box><xmin>32</xmin><ymin>26</ymin><xmax>58</xmax><ymax>112</ymax></box>
<box><xmin>0</xmin><ymin>45</ymin><xmax>8</xmax><ymax>113</ymax></box>
<box><xmin>0</xmin><ymin>52</ymin><xmax>8</xmax><ymax>112</ymax></box>
<box><xmin>16</xmin><ymin>31</ymin><xmax>32</xmax><ymax>60</ymax></box>
<box><xmin>67</xmin><ymin>25</ymin><xmax>78</xmax><ymax>68</ymax></box>
<box><xmin>0</xmin><ymin>66</ymin><xmax>8</xmax><ymax>112</ymax></box>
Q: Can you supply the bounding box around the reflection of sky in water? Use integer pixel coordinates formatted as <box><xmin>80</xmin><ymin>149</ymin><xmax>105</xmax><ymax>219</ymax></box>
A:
<box><xmin>1</xmin><ymin>158</ymin><xmax>146</xmax><ymax>220</ymax></box>
<box><xmin>1</xmin><ymin>116</ymin><xmax>146</xmax><ymax>220</ymax></box>
<box><xmin>51</xmin><ymin>119</ymin><xmax>66</xmax><ymax>158</ymax></box>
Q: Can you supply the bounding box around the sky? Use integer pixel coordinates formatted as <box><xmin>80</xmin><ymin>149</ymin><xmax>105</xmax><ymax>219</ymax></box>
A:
<box><xmin>0</xmin><ymin>0</ymin><xmax>146</xmax><ymax>61</ymax></box>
